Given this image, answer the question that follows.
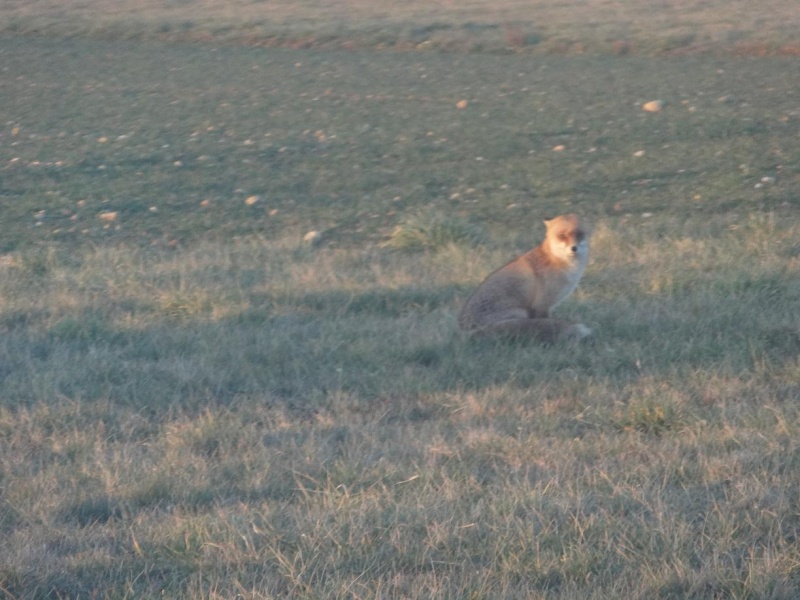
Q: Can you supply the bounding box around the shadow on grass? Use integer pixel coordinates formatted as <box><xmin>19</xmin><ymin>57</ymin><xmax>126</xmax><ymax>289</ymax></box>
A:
<box><xmin>256</xmin><ymin>283</ymin><xmax>466</xmax><ymax>319</ymax></box>
<box><xmin>0</xmin><ymin>272</ymin><xmax>791</xmax><ymax>416</ymax></box>
<box><xmin>0</xmin><ymin>279</ymin><xmax>800</xmax><ymax>412</ymax></box>
<box><xmin>2</xmin><ymin>556</ymin><xmax>189</xmax><ymax>600</ymax></box>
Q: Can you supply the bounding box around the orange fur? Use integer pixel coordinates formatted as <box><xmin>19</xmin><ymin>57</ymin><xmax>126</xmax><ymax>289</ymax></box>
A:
<box><xmin>458</xmin><ymin>214</ymin><xmax>591</xmax><ymax>342</ymax></box>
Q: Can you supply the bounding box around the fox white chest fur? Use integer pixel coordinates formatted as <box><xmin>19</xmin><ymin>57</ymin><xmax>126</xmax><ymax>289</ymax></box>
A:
<box><xmin>546</xmin><ymin>237</ymin><xmax>589</xmax><ymax>309</ymax></box>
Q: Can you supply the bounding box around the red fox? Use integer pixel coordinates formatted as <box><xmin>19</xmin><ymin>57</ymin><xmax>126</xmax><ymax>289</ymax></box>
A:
<box><xmin>458</xmin><ymin>214</ymin><xmax>591</xmax><ymax>342</ymax></box>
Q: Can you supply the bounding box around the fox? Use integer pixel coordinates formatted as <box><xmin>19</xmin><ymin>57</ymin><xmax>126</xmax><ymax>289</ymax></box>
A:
<box><xmin>458</xmin><ymin>213</ymin><xmax>591</xmax><ymax>342</ymax></box>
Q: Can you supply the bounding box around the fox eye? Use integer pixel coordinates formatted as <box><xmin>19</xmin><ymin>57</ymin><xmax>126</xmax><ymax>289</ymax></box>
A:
<box><xmin>558</xmin><ymin>233</ymin><xmax>567</xmax><ymax>240</ymax></box>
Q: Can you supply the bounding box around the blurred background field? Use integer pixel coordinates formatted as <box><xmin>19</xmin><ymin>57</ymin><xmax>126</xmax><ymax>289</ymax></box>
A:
<box><xmin>3</xmin><ymin>0</ymin><xmax>800</xmax><ymax>55</ymax></box>
<box><xmin>1</xmin><ymin>2</ymin><xmax>800</xmax><ymax>598</ymax></box>
<box><xmin>3</xmin><ymin>38</ymin><xmax>798</xmax><ymax>252</ymax></box>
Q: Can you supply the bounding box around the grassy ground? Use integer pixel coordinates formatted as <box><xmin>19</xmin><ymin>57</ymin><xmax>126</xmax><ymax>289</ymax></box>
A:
<box><xmin>1</xmin><ymin>20</ymin><xmax>800</xmax><ymax>600</ymax></box>
<box><xmin>2</xmin><ymin>0</ymin><xmax>800</xmax><ymax>56</ymax></box>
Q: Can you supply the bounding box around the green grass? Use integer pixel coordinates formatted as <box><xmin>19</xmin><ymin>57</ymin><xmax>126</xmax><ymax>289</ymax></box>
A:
<box><xmin>1</xmin><ymin>30</ymin><xmax>800</xmax><ymax>599</ymax></box>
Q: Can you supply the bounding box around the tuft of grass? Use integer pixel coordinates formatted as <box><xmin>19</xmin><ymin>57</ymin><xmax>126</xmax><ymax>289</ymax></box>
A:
<box><xmin>612</xmin><ymin>398</ymin><xmax>686</xmax><ymax>435</ymax></box>
<box><xmin>382</xmin><ymin>213</ymin><xmax>484</xmax><ymax>252</ymax></box>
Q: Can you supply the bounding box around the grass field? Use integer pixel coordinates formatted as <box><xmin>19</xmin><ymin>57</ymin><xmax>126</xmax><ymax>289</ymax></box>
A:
<box><xmin>2</xmin><ymin>0</ymin><xmax>800</xmax><ymax>56</ymax></box>
<box><xmin>1</xmin><ymin>5</ymin><xmax>800</xmax><ymax>599</ymax></box>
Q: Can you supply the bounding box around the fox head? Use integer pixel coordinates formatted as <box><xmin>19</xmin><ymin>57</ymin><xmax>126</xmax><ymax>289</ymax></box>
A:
<box><xmin>543</xmin><ymin>214</ymin><xmax>589</xmax><ymax>264</ymax></box>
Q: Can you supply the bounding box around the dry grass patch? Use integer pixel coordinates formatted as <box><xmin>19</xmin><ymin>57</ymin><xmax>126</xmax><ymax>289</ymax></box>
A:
<box><xmin>0</xmin><ymin>221</ymin><xmax>799</xmax><ymax>596</ymax></box>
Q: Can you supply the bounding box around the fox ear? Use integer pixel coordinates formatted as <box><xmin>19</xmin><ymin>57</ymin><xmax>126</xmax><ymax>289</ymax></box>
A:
<box><xmin>543</xmin><ymin>217</ymin><xmax>553</xmax><ymax>226</ymax></box>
